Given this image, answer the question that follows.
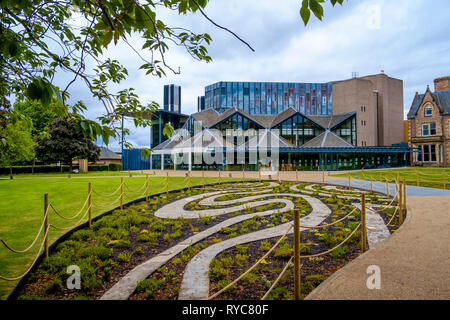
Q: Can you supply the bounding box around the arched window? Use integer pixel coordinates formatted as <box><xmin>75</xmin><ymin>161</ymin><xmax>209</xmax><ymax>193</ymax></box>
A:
<box><xmin>424</xmin><ymin>104</ymin><xmax>433</xmax><ymax>117</ymax></box>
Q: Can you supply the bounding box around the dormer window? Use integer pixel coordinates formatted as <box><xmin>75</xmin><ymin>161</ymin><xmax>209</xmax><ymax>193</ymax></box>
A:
<box><xmin>424</xmin><ymin>105</ymin><xmax>433</xmax><ymax>117</ymax></box>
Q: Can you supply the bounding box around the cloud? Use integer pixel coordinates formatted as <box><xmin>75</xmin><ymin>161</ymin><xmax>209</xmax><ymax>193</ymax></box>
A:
<box><xmin>57</xmin><ymin>0</ymin><xmax>449</xmax><ymax>150</ymax></box>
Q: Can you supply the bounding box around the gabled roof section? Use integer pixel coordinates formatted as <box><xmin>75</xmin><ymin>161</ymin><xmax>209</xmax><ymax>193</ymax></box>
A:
<box><xmin>407</xmin><ymin>92</ymin><xmax>424</xmax><ymax>119</ymax></box>
<box><xmin>98</xmin><ymin>146</ymin><xmax>121</xmax><ymax>159</ymax></box>
<box><xmin>270</xmin><ymin>108</ymin><xmax>299</xmax><ymax>128</ymax></box>
<box><xmin>407</xmin><ymin>87</ymin><xmax>450</xmax><ymax>119</ymax></box>
<box><xmin>434</xmin><ymin>89</ymin><xmax>450</xmax><ymax>115</ymax></box>
<box><xmin>301</xmin><ymin>131</ymin><xmax>354</xmax><ymax>148</ymax></box>
<box><xmin>308</xmin><ymin>112</ymin><xmax>356</xmax><ymax>130</ymax></box>
<box><xmin>191</xmin><ymin>108</ymin><xmax>221</xmax><ymax>128</ymax></box>
<box><xmin>246</xmin><ymin>129</ymin><xmax>295</xmax><ymax>149</ymax></box>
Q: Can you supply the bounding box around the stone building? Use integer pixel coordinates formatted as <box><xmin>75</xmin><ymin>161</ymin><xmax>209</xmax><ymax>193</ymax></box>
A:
<box><xmin>332</xmin><ymin>72</ymin><xmax>404</xmax><ymax>147</ymax></box>
<box><xmin>407</xmin><ymin>76</ymin><xmax>450</xmax><ymax>166</ymax></box>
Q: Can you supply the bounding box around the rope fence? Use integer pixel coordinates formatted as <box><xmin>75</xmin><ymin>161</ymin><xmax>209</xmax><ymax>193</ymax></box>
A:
<box><xmin>1</xmin><ymin>170</ymin><xmax>406</xmax><ymax>303</ymax></box>
<box><xmin>0</xmin><ymin>171</ymin><xmax>240</xmax><ymax>282</ymax></box>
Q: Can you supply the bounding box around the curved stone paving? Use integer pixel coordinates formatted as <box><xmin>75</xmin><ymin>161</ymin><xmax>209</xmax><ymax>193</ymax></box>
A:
<box><xmin>178</xmin><ymin>195</ymin><xmax>331</xmax><ymax>300</ymax></box>
<box><xmin>100</xmin><ymin>181</ymin><xmax>395</xmax><ymax>300</ymax></box>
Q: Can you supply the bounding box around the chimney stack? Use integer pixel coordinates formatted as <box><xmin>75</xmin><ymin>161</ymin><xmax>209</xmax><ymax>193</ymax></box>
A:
<box><xmin>434</xmin><ymin>76</ymin><xmax>450</xmax><ymax>92</ymax></box>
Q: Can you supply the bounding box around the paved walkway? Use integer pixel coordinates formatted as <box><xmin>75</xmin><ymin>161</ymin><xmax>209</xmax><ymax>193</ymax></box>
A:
<box><xmin>306</xmin><ymin>194</ymin><xmax>450</xmax><ymax>300</ymax></box>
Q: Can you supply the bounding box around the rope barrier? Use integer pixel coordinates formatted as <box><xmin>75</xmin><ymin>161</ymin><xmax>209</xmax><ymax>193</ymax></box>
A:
<box><xmin>301</xmin><ymin>223</ymin><xmax>361</xmax><ymax>259</ymax></box>
<box><xmin>261</xmin><ymin>255</ymin><xmax>294</xmax><ymax>300</ymax></box>
<box><xmin>0</xmin><ymin>206</ymin><xmax>49</xmax><ymax>254</ymax></box>
<box><xmin>0</xmin><ymin>228</ymin><xmax>49</xmax><ymax>281</ymax></box>
<box><xmin>208</xmin><ymin>224</ymin><xmax>294</xmax><ymax>300</ymax></box>
<box><xmin>49</xmin><ymin>192</ymin><xmax>90</xmax><ymax>221</ymax></box>
<box><xmin>123</xmin><ymin>181</ymin><xmax>147</xmax><ymax>194</ymax></box>
<box><xmin>92</xmin><ymin>181</ymin><xmax>123</xmax><ymax>197</ymax></box>
<box><xmin>300</xmin><ymin>206</ymin><xmax>358</xmax><ymax>230</ymax></box>
<box><xmin>48</xmin><ymin>203</ymin><xmax>91</xmax><ymax>231</ymax></box>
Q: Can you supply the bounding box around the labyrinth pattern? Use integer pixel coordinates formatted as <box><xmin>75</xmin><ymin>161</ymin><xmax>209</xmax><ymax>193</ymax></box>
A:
<box><xmin>101</xmin><ymin>181</ymin><xmax>394</xmax><ymax>300</ymax></box>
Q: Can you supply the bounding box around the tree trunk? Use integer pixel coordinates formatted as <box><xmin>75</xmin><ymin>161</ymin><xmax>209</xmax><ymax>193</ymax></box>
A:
<box><xmin>32</xmin><ymin>158</ymin><xmax>35</xmax><ymax>175</ymax></box>
<box><xmin>69</xmin><ymin>160</ymin><xmax>73</xmax><ymax>173</ymax></box>
<box><xmin>9</xmin><ymin>166</ymin><xmax>13</xmax><ymax>179</ymax></box>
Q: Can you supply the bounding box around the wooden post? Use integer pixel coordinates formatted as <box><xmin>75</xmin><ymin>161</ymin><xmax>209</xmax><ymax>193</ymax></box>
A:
<box><xmin>403</xmin><ymin>180</ymin><xmax>407</xmax><ymax>223</ymax></box>
<box><xmin>145</xmin><ymin>175</ymin><xmax>149</xmax><ymax>202</ymax></box>
<box><xmin>348</xmin><ymin>175</ymin><xmax>351</xmax><ymax>189</ymax></box>
<box><xmin>202</xmin><ymin>170</ymin><xmax>205</xmax><ymax>192</ymax></box>
<box><xmin>395</xmin><ymin>179</ymin><xmax>399</xmax><ymax>202</ymax></box>
<box><xmin>278</xmin><ymin>170</ymin><xmax>280</xmax><ymax>183</ymax></box>
<box><xmin>294</xmin><ymin>209</ymin><xmax>301</xmax><ymax>300</ymax></box>
<box><xmin>370</xmin><ymin>175</ymin><xmax>373</xmax><ymax>194</ymax></box>
<box><xmin>259</xmin><ymin>167</ymin><xmax>261</xmax><ymax>183</ymax></box>
<box><xmin>385</xmin><ymin>178</ymin><xmax>389</xmax><ymax>197</ymax></box>
<box><xmin>120</xmin><ymin>177</ymin><xmax>123</xmax><ymax>210</ymax></box>
<box><xmin>416</xmin><ymin>171</ymin><xmax>419</xmax><ymax>187</ymax></box>
<box><xmin>166</xmin><ymin>171</ymin><xmax>169</xmax><ymax>198</ymax></box>
<box><xmin>399</xmin><ymin>179</ymin><xmax>403</xmax><ymax>226</ymax></box>
<box><xmin>361</xmin><ymin>193</ymin><xmax>367</xmax><ymax>252</ymax></box>
<box><xmin>44</xmin><ymin>193</ymin><xmax>49</xmax><ymax>258</ymax></box>
<box><xmin>242</xmin><ymin>168</ymin><xmax>245</xmax><ymax>182</ymax></box>
<box><xmin>218</xmin><ymin>170</ymin><xmax>221</xmax><ymax>184</ymax></box>
<box><xmin>296</xmin><ymin>170</ymin><xmax>298</xmax><ymax>183</ymax></box>
<box><xmin>88</xmin><ymin>183</ymin><xmax>92</xmax><ymax>228</ymax></box>
<box><xmin>322</xmin><ymin>170</ymin><xmax>325</xmax><ymax>184</ymax></box>
<box><xmin>443</xmin><ymin>172</ymin><xmax>446</xmax><ymax>190</ymax></box>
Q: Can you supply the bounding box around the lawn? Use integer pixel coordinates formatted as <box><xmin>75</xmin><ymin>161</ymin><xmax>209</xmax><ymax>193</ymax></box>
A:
<box><xmin>332</xmin><ymin>167</ymin><xmax>450</xmax><ymax>190</ymax></box>
<box><xmin>0</xmin><ymin>174</ymin><xmax>239</xmax><ymax>299</ymax></box>
<box><xmin>0</xmin><ymin>170</ymin><xmax>150</xmax><ymax>179</ymax></box>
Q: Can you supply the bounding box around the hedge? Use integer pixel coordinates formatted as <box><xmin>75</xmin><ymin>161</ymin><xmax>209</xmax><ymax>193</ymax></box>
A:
<box><xmin>0</xmin><ymin>163</ymin><xmax>123</xmax><ymax>175</ymax></box>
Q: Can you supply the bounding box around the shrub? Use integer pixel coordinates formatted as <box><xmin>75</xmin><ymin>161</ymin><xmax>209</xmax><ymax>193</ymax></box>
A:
<box><xmin>117</xmin><ymin>251</ymin><xmax>132</xmax><ymax>263</ymax></box>
<box><xmin>79</xmin><ymin>244</ymin><xmax>112</xmax><ymax>260</ymax></box>
<box><xmin>170</xmin><ymin>230</ymin><xmax>182</xmax><ymax>239</ymax></box>
<box><xmin>216</xmin><ymin>279</ymin><xmax>236</xmax><ymax>293</ymax></box>
<box><xmin>135</xmin><ymin>278</ymin><xmax>164</xmax><ymax>298</ymax></box>
<box><xmin>209</xmin><ymin>258</ymin><xmax>229</xmax><ymax>281</ymax></box>
<box><xmin>134</xmin><ymin>246</ymin><xmax>144</xmax><ymax>255</ymax></box>
<box><xmin>71</xmin><ymin>229</ymin><xmax>96</xmax><ymax>242</ymax></box>
<box><xmin>260</xmin><ymin>240</ymin><xmax>271</xmax><ymax>251</ymax></box>
<box><xmin>329</xmin><ymin>245</ymin><xmax>349</xmax><ymax>259</ymax></box>
<box><xmin>45</xmin><ymin>278</ymin><xmax>64</xmax><ymax>294</ymax></box>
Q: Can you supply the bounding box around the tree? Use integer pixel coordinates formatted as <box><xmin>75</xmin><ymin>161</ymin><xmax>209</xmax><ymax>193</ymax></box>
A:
<box><xmin>0</xmin><ymin>0</ymin><xmax>343</xmax><ymax>147</ymax></box>
<box><xmin>36</xmin><ymin>117</ymin><xmax>101</xmax><ymax>172</ymax></box>
<box><xmin>0</xmin><ymin>117</ymin><xmax>36</xmax><ymax>177</ymax></box>
<box><xmin>13</xmin><ymin>98</ymin><xmax>60</xmax><ymax>137</ymax></box>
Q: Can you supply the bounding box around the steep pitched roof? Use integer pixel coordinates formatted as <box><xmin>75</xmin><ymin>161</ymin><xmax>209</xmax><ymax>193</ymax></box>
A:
<box><xmin>301</xmin><ymin>131</ymin><xmax>354</xmax><ymax>148</ymax></box>
<box><xmin>407</xmin><ymin>88</ymin><xmax>450</xmax><ymax>119</ymax></box>
<box><xmin>99</xmin><ymin>146</ymin><xmax>121</xmax><ymax>159</ymax></box>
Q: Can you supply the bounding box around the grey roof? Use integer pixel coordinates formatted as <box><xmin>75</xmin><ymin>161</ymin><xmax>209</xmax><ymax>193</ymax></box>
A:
<box><xmin>99</xmin><ymin>146</ymin><xmax>121</xmax><ymax>159</ymax></box>
<box><xmin>307</xmin><ymin>112</ymin><xmax>355</xmax><ymax>130</ymax></box>
<box><xmin>435</xmin><ymin>89</ymin><xmax>450</xmax><ymax>115</ymax></box>
<box><xmin>408</xmin><ymin>89</ymin><xmax>450</xmax><ymax>119</ymax></box>
<box><xmin>301</xmin><ymin>131</ymin><xmax>354</xmax><ymax>148</ymax></box>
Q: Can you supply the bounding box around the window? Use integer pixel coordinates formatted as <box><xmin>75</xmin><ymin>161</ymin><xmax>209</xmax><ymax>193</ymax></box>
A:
<box><xmin>424</xmin><ymin>105</ymin><xmax>433</xmax><ymax>117</ymax></box>
<box><xmin>423</xmin><ymin>145</ymin><xmax>430</xmax><ymax>162</ymax></box>
<box><xmin>430</xmin><ymin>123</ymin><xmax>436</xmax><ymax>136</ymax></box>
<box><xmin>422</xmin><ymin>123</ymin><xmax>436</xmax><ymax>136</ymax></box>
<box><xmin>431</xmin><ymin>145</ymin><xmax>437</xmax><ymax>162</ymax></box>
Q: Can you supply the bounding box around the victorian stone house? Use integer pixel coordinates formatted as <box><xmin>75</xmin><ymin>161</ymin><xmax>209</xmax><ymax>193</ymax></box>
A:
<box><xmin>407</xmin><ymin>76</ymin><xmax>450</xmax><ymax>166</ymax></box>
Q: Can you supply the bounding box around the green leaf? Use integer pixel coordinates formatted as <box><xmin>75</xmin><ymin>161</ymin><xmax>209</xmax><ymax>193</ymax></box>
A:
<box><xmin>300</xmin><ymin>0</ymin><xmax>311</xmax><ymax>26</ymax></box>
<box><xmin>103</xmin><ymin>30</ymin><xmax>113</xmax><ymax>47</ymax></box>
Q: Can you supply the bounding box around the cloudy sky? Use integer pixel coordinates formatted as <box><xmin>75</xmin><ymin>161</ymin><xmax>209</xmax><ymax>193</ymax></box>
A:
<box><xmin>62</xmin><ymin>0</ymin><xmax>450</xmax><ymax>151</ymax></box>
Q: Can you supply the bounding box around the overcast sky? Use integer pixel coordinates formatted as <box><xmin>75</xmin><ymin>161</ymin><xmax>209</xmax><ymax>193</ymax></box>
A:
<box><xmin>62</xmin><ymin>0</ymin><xmax>450</xmax><ymax>151</ymax></box>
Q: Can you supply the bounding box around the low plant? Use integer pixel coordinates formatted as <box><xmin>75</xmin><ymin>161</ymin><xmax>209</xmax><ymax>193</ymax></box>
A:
<box><xmin>117</xmin><ymin>251</ymin><xmax>132</xmax><ymax>263</ymax></box>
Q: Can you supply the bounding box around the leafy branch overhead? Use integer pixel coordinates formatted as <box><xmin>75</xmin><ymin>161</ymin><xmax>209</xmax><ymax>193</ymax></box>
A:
<box><xmin>300</xmin><ymin>0</ymin><xmax>344</xmax><ymax>25</ymax></box>
<box><xmin>0</xmin><ymin>0</ymin><xmax>344</xmax><ymax>149</ymax></box>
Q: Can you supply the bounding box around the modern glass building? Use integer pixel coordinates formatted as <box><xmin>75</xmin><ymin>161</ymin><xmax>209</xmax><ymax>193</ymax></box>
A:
<box><xmin>204</xmin><ymin>81</ymin><xmax>333</xmax><ymax>115</ymax></box>
<box><xmin>164</xmin><ymin>84</ymin><xmax>181</xmax><ymax>114</ymax></box>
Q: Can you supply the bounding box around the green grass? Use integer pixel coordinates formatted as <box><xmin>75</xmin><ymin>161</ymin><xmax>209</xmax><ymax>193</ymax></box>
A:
<box><xmin>0</xmin><ymin>171</ymin><xmax>149</xmax><ymax>179</ymax></box>
<box><xmin>332</xmin><ymin>167</ymin><xmax>450</xmax><ymax>190</ymax></box>
<box><xmin>0</xmin><ymin>174</ymin><xmax>239</xmax><ymax>299</ymax></box>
